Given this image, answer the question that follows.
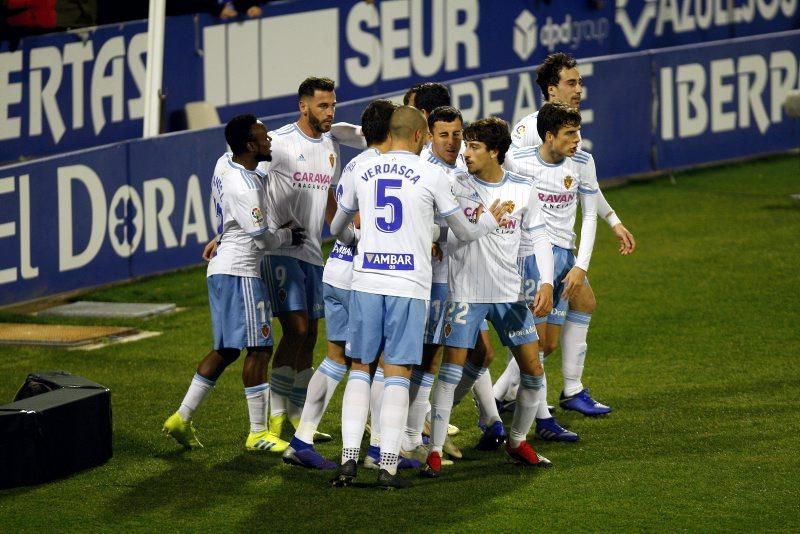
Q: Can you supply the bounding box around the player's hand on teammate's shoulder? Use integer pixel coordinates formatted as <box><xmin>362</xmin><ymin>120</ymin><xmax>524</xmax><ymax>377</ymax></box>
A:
<box><xmin>612</xmin><ymin>223</ymin><xmax>636</xmax><ymax>255</ymax></box>
<box><xmin>202</xmin><ymin>237</ymin><xmax>219</xmax><ymax>261</ymax></box>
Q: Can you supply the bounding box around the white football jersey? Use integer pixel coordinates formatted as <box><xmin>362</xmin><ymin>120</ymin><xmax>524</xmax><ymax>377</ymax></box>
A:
<box><xmin>447</xmin><ymin>171</ymin><xmax>546</xmax><ymax>303</ymax></box>
<box><xmin>505</xmin><ymin>146</ymin><xmax>599</xmax><ymax>253</ymax></box>
<box><xmin>207</xmin><ymin>153</ymin><xmax>271</xmax><ymax>278</ymax></box>
<box><xmin>419</xmin><ymin>148</ymin><xmax>468</xmax><ymax>284</ymax></box>
<box><xmin>322</xmin><ymin>147</ymin><xmax>381</xmax><ymax>291</ymax></box>
<box><xmin>339</xmin><ymin>151</ymin><xmax>460</xmax><ymax>300</ymax></box>
<box><xmin>258</xmin><ymin>122</ymin><xmax>341</xmax><ymax>266</ymax></box>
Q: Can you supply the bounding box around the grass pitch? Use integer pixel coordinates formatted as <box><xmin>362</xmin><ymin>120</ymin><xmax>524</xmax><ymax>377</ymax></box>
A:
<box><xmin>1</xmin><ymin>154</ymin><xmax>798</xmax><ymax>532</ymax></box>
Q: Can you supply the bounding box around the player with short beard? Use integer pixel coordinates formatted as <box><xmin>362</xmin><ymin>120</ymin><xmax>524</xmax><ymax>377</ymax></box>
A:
<box><xmin>258</xmin><ymin>77</ymin><xmax>364</xmax><ymax>444</ymax></box>
<box><xmin>281</xmin><ymin>99</ymin><xmax>415</xmax><ymax>470</ymax></box>
<box><xmin>163</xmin><ymin>114</ymin><xmax>305</xmax><ymax>452</ymax></box>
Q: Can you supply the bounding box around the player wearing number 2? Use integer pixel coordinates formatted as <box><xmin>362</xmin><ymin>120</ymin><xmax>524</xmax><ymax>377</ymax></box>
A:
<box><xmin>162</xmin><ymin>114</ymin><xmax>305</xmax><ymax>452</ymax></box>
<box><xmin>424</xmin><ymin>117</ymin><xmax>557</xmax><ymax>476</ymax></box>
<box><xmin>328</xmin><ymin>106</ymin><xmax>508</xmax><ymax>489</ymax></box>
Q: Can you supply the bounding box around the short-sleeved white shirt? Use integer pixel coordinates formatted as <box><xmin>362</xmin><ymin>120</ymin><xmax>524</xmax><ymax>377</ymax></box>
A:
<box><xmin>418</xmin><ymin>149</ymin><xmax>468</xmax><ymax>284</ymax></box>
<box><xmin>207</xmin><ymin>153</ymin><xmax>271</xmax><ymax>278</ymax></box>
<box><xmin>258</xmin><ymin>122</ymin><xmax>341</xmax><ymax>266</ymax></box>
<box><xmin>339</xmin><ymin>151</ymin><xmax>460</xmax><ymax>300</ymax></box>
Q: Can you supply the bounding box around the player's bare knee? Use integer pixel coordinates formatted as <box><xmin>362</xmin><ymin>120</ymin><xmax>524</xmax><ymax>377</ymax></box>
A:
<box><xmin>571</xmin><ymin>285</ymin><xmax>596</xmax><ymax>313</ymax></box>
<box><xmin>245</xmin><ymin>347</ymin><xmax>271</xmax><ymax>363</ymax></box>
<box><xmin>218</xmin><ymin>348</ymin><xmax>241</xmax><ymax>365</ymax></box>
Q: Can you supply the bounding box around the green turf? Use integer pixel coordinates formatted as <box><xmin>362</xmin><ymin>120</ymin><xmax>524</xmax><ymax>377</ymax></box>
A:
<box><xmin>1</xmin><ymin>154</ymin><xmax>798</xmax><ymax>532</ymax></box>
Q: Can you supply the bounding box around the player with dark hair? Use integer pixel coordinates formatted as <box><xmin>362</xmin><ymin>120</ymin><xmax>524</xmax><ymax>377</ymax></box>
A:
<box><xmin>412</xmin><ymin>82</ymin><xmax>452</xmax><ymax>117</ymax></box>
<box><xmin>493</xmin><ymin>53</ymin><xmax>636</xmax><ymax>420</ymax></box>
<box><xmin>403</xmin><ymin>83</ymin><xmax>423</xmax><ymax>106</ymax></box>
<box><xmin>423</xmin><ymin>117</ymin><xmax>556</xmax><ymax>477</ymax></box>
<box><xmin>163</xmin><ymin>114</ymin><xmax>305</xmax><ymax>452</ymax></box>
<box><xmin>502</xmin><ymin>101</ymin><xmax>606</xmax><ymax>440</ymax></box>
<box><xmin>258</xmin><ymin>76</ymin><xmax>361</xmax><ymax>444</ymax></box>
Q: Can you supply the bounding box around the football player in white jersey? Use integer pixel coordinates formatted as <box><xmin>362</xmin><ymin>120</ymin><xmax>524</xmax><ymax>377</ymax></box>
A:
<box><xmin>402</xmin><ymin>106</ymin><xmax>494</xmax><ymax>463</ymax></box>
<box><xmin>258</xmin><ymin>77</ymin><xmax>349</xmax><ymax>441</ymax></box>
<box><xmin>493</xmin><ymin>52</ymin><xmax>635</xmax><ymax>417</ymax></box>
<box><xmin>424</xmin><ymin>117</ymin><xmax>558</xmax><ymax>477</ymax></box>
<box><xmin>281</xmin><ymin>99</ymin><xmax>399</xmax><ymax>470</ymax></box>
<box><xmin>510</xmin><ymin>52</ymin><xmax>634</xmax><ymax>254</ymax></box>
<box><xmin>163</xmin><ymin>115</ymin><xmax>305</xmax><ymax>452</ymax></box>
<box><xmin>328</xmin><ymin>106</ymin><xmax>509</xmax><ymax>489</ymax></box>
<box><xmin>503</xmin><ymin>103</ymin><xmax>609</xmax><ymax>432</ymax></box>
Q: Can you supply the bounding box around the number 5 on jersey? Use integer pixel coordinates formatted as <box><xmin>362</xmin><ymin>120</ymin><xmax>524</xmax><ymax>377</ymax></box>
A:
<box><xmin>375</xmin><ymin>178</ymin><xmax>403</xmax><ymax>233</ymax></box>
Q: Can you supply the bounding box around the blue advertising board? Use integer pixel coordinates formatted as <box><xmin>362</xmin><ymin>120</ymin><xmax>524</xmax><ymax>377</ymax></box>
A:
<box><xmin>0</xmin><ymin>144</ymin><xmax>131</xmax><ymax>303</ymax></box>
<box><xmin>2</xmin><ymin>0</ymin><xmax>798</xmax><ymax>162</ymax></box>
<box><xmin>653</xmin><ymin>30</ymin><xmax>800</xmax><ymax>168</ymax></box>
<box><xmin>0</xmin><ymin>30</ymin><xmax>798</xmax><ymax>306</ymax></box>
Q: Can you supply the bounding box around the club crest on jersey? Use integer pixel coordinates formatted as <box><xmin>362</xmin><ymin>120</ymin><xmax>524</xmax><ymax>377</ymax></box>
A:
<box><xmin>261</xmin><ymin>324</ymin><xmax>271</xmax><ymax>338</ymax></box>
<box><xmin>563</xmin><ymin>176</ymin><xmax>574</xmax><ymax>189</ymax></box>
<box><xmin>444</xmin><ymin>323</ymin><xmax>453</xmax><ymax>338</ymax></box>
<box><xmin>363</xmin><ymin>252</ymin><xmax>415</xmax><ymax>271</ymax></box>
<box><xmin>250</xmin><ymin>207</ymin><xmax>264</xmax><ymax>224</ymax></box>
<box><xmin>329</xmin><ymin>153</ymin><xmax>336</xmax><ymax>168</ymax></box>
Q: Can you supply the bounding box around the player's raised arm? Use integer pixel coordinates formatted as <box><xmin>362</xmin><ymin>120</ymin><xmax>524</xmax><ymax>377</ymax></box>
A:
<box><xmin>329</xmin><ymin>122</ymin><xmax>368</xmax><ymax>149</ymax></box>
<box><xmin>432</xmin><ymin>165</ymin><xmax>504</xmax><ymax>242</ymax></box>
<box><xmin>443</xmin><ymin>198</ymin><xmax>508</xmax><ymax>242</ymax></box>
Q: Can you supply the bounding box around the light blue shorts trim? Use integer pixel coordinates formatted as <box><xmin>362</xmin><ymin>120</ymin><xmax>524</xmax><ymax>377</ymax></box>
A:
<box><xmin>519</xmin><ymin>246</ymin><xmax>589</xmax><ymax>326</ymax></box>
<box><xmin>261</xmin><ymin>256</ymin><xmax>325</xmax><ymax>319</ymax></box>
<box><xmin>323</xmin><ymin>283</ymin><xmax>350</xmax><ymax>342</ymax></box>
<box><xmin>442</xmin><ymin>300</ymin><xmax>538</xmax><ymax>349</ymax></box>
<box><xmin>207</xmin><ymin>274</ymin><xmax>274</xmax><ymax>350</ymax></box>
<box><xmin>346</xmin><ymin>290</ymin><xmax>427</xmax><ymax>366</ymax></box>
<box><xmin>424</xmin><ymin>283</ymin><xmax>448</xmax><ymax>345</ymax></box>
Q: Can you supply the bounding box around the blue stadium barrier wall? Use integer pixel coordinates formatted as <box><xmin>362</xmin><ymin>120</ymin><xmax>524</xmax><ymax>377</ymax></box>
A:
<box><xmin>2</xmin><ymin>0</ymin><xmax>798</xmax><ymax>161</ymax></box>
<box><xmin>1</xmin><ymin>30</ymin><xmax>799</xmax><ymax>306</ymax></box>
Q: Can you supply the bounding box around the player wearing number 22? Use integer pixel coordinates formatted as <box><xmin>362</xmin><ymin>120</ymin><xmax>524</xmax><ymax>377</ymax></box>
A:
<box><xmin>328</xmin><ymin>106</ymin><xmax>504</xmax><ymax>489</ymax></box>
<box><xmin>425</xmin><ymin>117</ymin><xmax>557</xmax><ymax>476</ymax></box>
